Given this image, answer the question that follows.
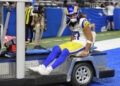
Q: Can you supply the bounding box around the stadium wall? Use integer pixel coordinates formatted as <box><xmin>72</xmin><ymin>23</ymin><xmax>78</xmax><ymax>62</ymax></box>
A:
<box><xmin>3</xmin><ymin>7</ymin><xmax>120</xmax><ymax>38</ymax></box>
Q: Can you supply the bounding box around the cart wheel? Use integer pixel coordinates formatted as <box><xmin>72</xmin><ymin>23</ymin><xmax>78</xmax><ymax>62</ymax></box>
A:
<box><xmin>71</xmin><ymin>62</ymin><xmax>94</xmax><ymax>86</ymax></box>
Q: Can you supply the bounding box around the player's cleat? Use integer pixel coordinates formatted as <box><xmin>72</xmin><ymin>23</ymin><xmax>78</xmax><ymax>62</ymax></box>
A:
<box><xmin>28</xmin><ymin>64</ymin><xmax>46</xmax><ymax>73</ymax></box>
<box><xmin>37</xmin><ymin>66</ymin><xmax>53</xmax><ymax>75</ymax></box>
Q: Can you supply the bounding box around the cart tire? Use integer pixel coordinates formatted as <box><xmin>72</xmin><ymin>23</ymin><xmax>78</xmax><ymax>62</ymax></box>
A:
<box><xmin>71</xmin><ymin>62</ymin><xmax>94</xmax><ymax>86</ymax></box>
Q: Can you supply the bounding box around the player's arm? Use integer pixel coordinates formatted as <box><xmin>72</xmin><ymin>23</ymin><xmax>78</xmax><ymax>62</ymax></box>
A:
<box><xmin>84</xmin><ymin>25</ymin><xmax>93</xmax><ymax>52</ymax></box>
<box><xmin>81</xmin><ymin>20</ymin><xmax>93</xmax><ymax>56</ymax></box>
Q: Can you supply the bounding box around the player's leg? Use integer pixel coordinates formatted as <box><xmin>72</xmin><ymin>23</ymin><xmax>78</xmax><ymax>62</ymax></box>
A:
<box><xmin>51</xmin><ymin>48</ymin><xmax>69</xmax><ymax>69</ymax></box>
<box><xmin>43</xmin><ymin>42</ymin><xmax>74</xmax><ymax>67</ymax></box>
<box><xmin>28</xmin><ymin>42</ymin><xmax>72</xmax><ymax>74</ymax></box>
<box><xmin>40</xmin><ymin>42</ymin><xmax>85</xmax><ymax>75</ymax></box>
<box><xmin>47</xmin><ymin>42</ymin><xmax>85</xmax><ymax>70</ymax></box>
<box><xmin>34</xmin><ymin>29</ymin><xmax>40</xmax><ymax>47</ymax></box>
<box><xmin>25</xmin><ymin>24</ymin><xmax>29</xmax><ymax>42</ymax></box>
<box><xmin>107</xmin><ymin>16</ymin><xmax>111</xmax><ymax>31</ymax></box>
<box><xmin>107</xmin><ymin>22</ymin><xmax>111</xmax><ymax>31</ymax></box>
<box><xmin>111</xmin><ymin>16</ymin><xmax>114</xmax><ymax>30</ymax></box>
<box><xmin>112</xmin><ymin>21</ymin><xmax>114</xmax><ymax>30</ymax></box>
<box><xmin>43</xmin><ymin>46</ymin><xmax>61</xmax><ymax>67</ymax></box>
<box><xmin>51</xmin><ymin>43</ymin><xmax>85</xmax><ymax>69</ymax></box>
<box><xmin>30</xmin><ymin>25</ymin><xmax>34</xmax><ymax>42</ymax></box>
<box><xmin>28</xmin><ymin>46</ymin><xmax>61</xmax><ymax>72</ymax></box>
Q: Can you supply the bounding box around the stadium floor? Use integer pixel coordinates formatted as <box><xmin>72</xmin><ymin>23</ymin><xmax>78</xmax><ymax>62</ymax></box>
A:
<box><xmin>89</xmin><ymin>48</ymin><xmax>120</xmax><ymax>86</ymax></box>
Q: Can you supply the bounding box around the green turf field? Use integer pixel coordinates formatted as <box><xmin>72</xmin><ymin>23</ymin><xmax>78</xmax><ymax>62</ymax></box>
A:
<box><xmin>28</xmin><ymin>31</ymin><xmax>120</xmax><ymax>49</ymax></box>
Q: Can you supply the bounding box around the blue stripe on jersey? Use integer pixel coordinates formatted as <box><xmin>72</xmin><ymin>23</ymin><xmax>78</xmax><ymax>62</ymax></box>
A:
<box><xmin>70</xmin><ymin>47</ymin><xmax>86</xmax><ymax>54</ymax></box>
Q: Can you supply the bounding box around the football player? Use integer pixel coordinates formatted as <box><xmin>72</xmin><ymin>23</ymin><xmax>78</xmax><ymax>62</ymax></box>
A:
<box><xmin>28</xmin><ymin>5</ymin><xmax>96</xmax><ymax>75</ymax></box>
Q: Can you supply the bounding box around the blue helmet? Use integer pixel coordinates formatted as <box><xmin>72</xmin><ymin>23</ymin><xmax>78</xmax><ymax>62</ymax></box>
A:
<box><xmin>66</xmin><ymin>5</ymin><xmax>79</xmax><ymax>23</ymax></box>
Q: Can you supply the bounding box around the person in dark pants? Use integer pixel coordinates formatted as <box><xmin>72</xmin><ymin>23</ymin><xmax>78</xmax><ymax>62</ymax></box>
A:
<box><xmin>25</xmin><ymin>21</ymin><xmax>34</xmax><ymax>42</ymax></box>
<box><xmin>25</xmin><ymin>2</ymin><xmax>34</xmax><ymax>43</ymax></box>
<box><xmin>106</xmin><ymin>2</ymin><xmax>114</xmax><ymax>31</ymax></box>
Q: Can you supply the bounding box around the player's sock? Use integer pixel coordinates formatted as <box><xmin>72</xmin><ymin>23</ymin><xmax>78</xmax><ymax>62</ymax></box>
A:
<box><xmin>43</xmin><ymin>46</ymin><xmax>61</xmax><ymax>67</ymax></box>
<box><xmin>51</xmin><ymin>48</ymin><xmax>70</xmax><ymax>69</ymax></box>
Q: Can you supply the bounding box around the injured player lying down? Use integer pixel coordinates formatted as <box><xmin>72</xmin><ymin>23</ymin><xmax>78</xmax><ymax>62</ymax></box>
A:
<box><xmin>28</xmin><ymin>5</ymin><xmax>96</xmax><ymax>75</ymax></box>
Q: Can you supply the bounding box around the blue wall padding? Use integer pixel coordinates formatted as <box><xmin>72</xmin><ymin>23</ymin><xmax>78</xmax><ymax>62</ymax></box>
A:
<box><xmin>62</xmin><ymin>26</ymin><xmax>72</xmax><ymax>36</ymax></box>
<box><xmin>31</xmin><ymin>0</ymin><xmax>35</xmax><ymax>5</ymax></box>
<box><xmin>4</xmin><ymin>7</ymin><xmax>16</xmax><ymax>36</ymax></box>
<box><xmin>26</xmin><ymin>49</ymin><xmax>50</xmax><ymax>55</ymax></box>
<box><xmin>42</xmin><ymin>7</ymin><xmax>63</xmax><ymax>38</ymax></box>
<box><xmin>114</xmin><ymin>8</ymin><xmax>120</xmax><ymax>30</ymax></box>
<box><xmin>81</xmin><ymin>8</ymin><xmax>107</xmax><ymax>32</ymax></box>
<box><xmin>3</xmin><ymin>7</ymin><xmax>120</xmax><ymax>38</ymax></box>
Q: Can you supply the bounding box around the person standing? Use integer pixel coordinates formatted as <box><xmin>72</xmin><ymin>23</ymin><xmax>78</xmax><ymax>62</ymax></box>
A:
<box><xmin>33</xmin><ymin>13</ymin><xmax>46</xmax><ymax>49</ymax></box>
<box><xmin>25</xmin><ymin>2</ymin><xmax>34</xmax><ymax>43</ymax></box>
<box><xmin>106</xmin><ymin>2</ymin><xmax>114</xmax><ymax>31</ymax></box>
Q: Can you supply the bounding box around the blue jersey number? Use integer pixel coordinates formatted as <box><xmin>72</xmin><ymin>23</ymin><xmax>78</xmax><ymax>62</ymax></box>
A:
<box><xmin>73</xmin><ymin>31</ymin><xmax>80</xmax><ymax>40</ymax></box>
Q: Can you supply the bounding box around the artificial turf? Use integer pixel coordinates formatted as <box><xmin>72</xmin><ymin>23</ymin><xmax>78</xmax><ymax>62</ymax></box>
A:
<box><xmin>28</xmin><ymin>30</ymin><xmax>120</xmax><ymax>49</ymax></box>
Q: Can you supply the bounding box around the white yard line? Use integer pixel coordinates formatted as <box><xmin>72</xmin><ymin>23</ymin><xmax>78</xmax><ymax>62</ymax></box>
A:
<box><xmin>95</xmin><ymin>38</ymin><xmax>120</xmax><ymax>51</ymax></box>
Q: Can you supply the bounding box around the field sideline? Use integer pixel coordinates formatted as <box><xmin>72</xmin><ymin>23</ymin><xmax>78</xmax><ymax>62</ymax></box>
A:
<box><xmin>28</xmin><ymin>31</ymin><xmax>120</xmax><ymax>49</ymax></box>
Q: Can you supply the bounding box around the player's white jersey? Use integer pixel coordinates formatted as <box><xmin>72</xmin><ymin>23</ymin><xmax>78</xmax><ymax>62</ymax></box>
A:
<box><xmin>69</xmin><ymin>18</ymin><xmax>89</xmax><ymax>45</ymax></box>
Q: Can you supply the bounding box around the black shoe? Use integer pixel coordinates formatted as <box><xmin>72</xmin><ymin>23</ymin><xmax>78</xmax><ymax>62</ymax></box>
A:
<box><xmin>34</xmin><ymin>45</ymin><xmax>46</xmax><ymax>49</ymax></box>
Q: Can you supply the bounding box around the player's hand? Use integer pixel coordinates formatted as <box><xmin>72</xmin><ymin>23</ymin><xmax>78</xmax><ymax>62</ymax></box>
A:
<box><xmin>76</xmin><ymin>51</ymin><xmax>89</xmax><ymax>57</ymax></box>
<box><xmin>80</xmin><ymin>51</ymin><xmax>89</xmax><ymax>57</ymax></box>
